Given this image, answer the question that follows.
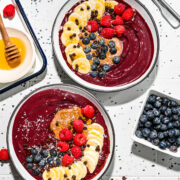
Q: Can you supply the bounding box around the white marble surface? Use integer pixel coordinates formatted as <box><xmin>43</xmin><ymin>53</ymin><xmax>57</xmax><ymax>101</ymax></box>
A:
<box><xmin>0</xmin><ymin>0</ymin><xmax>180</xmax><ymax>179</ymax></box>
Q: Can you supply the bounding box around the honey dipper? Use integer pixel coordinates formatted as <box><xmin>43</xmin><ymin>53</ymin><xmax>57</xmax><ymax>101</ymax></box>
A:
<box><xmin>0</xmin><ymin>14</ymin><xmax>21</xmax><ymax>65</ymax></box>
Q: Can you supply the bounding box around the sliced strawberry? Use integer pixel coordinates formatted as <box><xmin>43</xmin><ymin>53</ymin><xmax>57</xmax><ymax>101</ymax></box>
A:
<box><xmin>112</xmin><ymin>16</ymin><xmax>124</xmax><ymax>25</ymax></box>
<box><xmin>115</xmin><ymin>25</ymin><xmax>125</xmax><ymax>37</ymax></box>
<box><xmin>114</xmin><ymin>3</ymin><xmax>125</xmax><ymax>15</ymax></box>
<box><xmin>122</xmin><ymin>8</ymin><xmax>134</xmax><ymax>21</ymax></box>
<box><xmin>100</xmin><ymin>15</ymin><xmax>111</xmax><ymax>27</ymax></box>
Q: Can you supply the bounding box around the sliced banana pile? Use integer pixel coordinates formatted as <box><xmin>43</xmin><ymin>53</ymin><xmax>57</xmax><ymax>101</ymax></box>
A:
<box><xmin>105</xmin><ymin>0</ymin><xmax>118</xmax><ymax>8</ymax></box>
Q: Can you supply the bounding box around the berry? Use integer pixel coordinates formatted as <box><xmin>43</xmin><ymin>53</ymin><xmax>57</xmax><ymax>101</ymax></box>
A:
<box><xmin>98</xmin><ymin>71</ymin><xmax>106</xmax><ymax>78</ymax></box>
<box><xmin>170</xmin><ymin>100</ymin><xmax>177</xmax><ymax>107</ymax></box>
<box><xmin>74</xmin><ymin>134</ymin><xmax>87</xmax><ymax>146</ymax></box>
<box><xmin>108</xmin><ymin>41</ymin><xmax>115</xmax><ymax>48</ymax></box>
<box><xmin>169</xmin><ymin>145</ymin><xmax>177</xmax><ymax>152</ymax></box>
<box><xmin>142</xmin><ymin>128</ymin><xmax>150</xmax><ymax>137</ymax></box>
<box><xmin>93</xmin><ymin>58</ymin><xmax>100</xmax><ymax>65</ymax></box>
<box><xmin>103</xmin><ymin>64</ymin><xmax>110</xmax><ymax>72</ymax></box>
<box><xmin>113</xmin><ymin>56</ymin><xmax>120</xmax><ymax>64</ymax></box>
<box><xmin>139</xmin><ymin>115</ymin><xmax>148</xmax><ymax>123</ymax></box>
<box><xmin>47</xmin><ymin>157</ymin><xmax>54</xmax><ymax>165</ymax></box>
<box><xmin>158</xmin><ymin>141</ymin><xmax>167</xmax><ymax>149</ymax></box>
<box><xmin>176</xmin><ymin>137</ymin><xmax>180</xmax><ymax>145</ymax></box>
<box><xmin>165</xmin><ymin>108</ymin><xmax>172</xmax><ymax>116</ymax></box>
<box><xmin>99</xmin><ymin>52</ymin><xmax>106</xmax><ymax>59</ymax></box>
<box><xmin>91</xmin><ymin>41</ymin><xmax>99</xmax><ymax>49</ymax></box>
<box><xmin>174</xmin><ymin>129</ymin><xmax>180</xmax><ymax>136</ymax></box>
<box><xmin>39</xmin><ymin>159</ymin><xmax>46</xmax><ymax>167</ymax></box>
<box><xmin>86</xmin><ymin>54</ymin><xmax>92</xmax><ymax>60</ymax></box>
<box><xmin>135</xmin><ymin>130</ymin><xmax>142</xmax><ymax>138</ymax></box>
<box><xmin>56</xmin><ymin>158</ymin><xmax>61</xmax><ymax>165</ymax></box>
<box><xmin>145</xmin><ymin>121</ymin><xmax>152</xmax><ymax>128</ymax></box>
<box><xmin>73</xmin><ymin>119</ymin><xmax>84</xmax><ymax>133</ymax></box>
<box><xmin>58</xmin><ymin>152</ymin><xmax>63</xmax><ymax>158</ymax></box>
<box><xmin>26</xmin><ymin>155</ymin><xmax>33</xmax><ymax>163</ymax></box>
<box><xmin>168</xmin><ymin>137</ymin><xmax>176</xmax><ymax>143</ymax></box>
<box><xmin>160</xmin><ymin>106</ymin><xmax>167</xmax><ymax>113</ymax></box>
<box><xmin>91</xmin><ymin>64</ymin><xmax>97</xmax><ymax>71</ymax></box>
<box><xmin>40</xmin><ymin>149</ymin><xmax>48</xmax><ymax>158</ymax></box>
<box><xmin>59</xmin><ymin>128</ymin><xmax>73</xmax><ymax>141</ymax></box>
<box><xmin>145</xmin><ymin>104</ymin><xmax>153</xmax><ymax>110</ymax></box>
<box><xmin>153</xmin><ymin>117</ymin><xmax>160</xmax><ymax>125</ymax></box>
<box><xmin>162</xmin><ymin>117</ymin><xmax>170</xmax><ymax>124</ymax></box>
<box><xmin>34</xmin><ymin>154</ymin><xmax>42</xmax><ymax>163</ymax></box>
<box><xmin>90</xmin><ymin>71</ymin><xmax>98</xmax><ymax>78</ymax></box>
<box><xmin>84</xmin><ymin>46</ymin><xmax>91</xmax><ymax>54</ymax></box>
<box><xmin>152</xmin><ymin>138</ymin><xmax>159</xmax><ymax>146</ymax></box>
<box><xmin>172</xmin><ymin>107</ymin><xmax>178</xmax><ymax>114</ymax></box>
<box><xmin>148</xmin><ymin>95</ymin><xmax>156</xmax><ymax>104</ymax></box>
<box><xmin>87</xmin><ymin>20</ymin><xmax>99</xmax><ymax>32</ymax></box>
<box><xmin>82</xmin><ymin>37</ymin><xmax>90</xmax><ymax>45</ymax></box>
<box><xmin>0</xmin><ymin>149</ymin><xmax>9</xmax><ymax>161</ymax></box>
<box><xmin>168</xmin><ymin>129</ymin><xmax>175</xmax><ymax>137</ymax></box>
<box><xmin>31</xmin><ymin>148</ymin><xmax>38</xmax><ymax>155</ymax></box>
<box><xmin>81</xmin><ymin>105</ymin><xmax>95</xmax><ymax>118</ymax></box>
<box><xmin>101</xmin><ymin>28</ymin><xmax>114</xmax><ymax>39</ymax></box>
<box><xmin>57</xmin><ymin>141</ymin><xmax>69</xmax><ymax>152</ymax></box>
<box><xmin>114</xmin><ymin>3</ymin><xmax>125</xmax><ymax>15</ymax></box>
<box><xmin>50</xmin><ymin>149</ymin><xmax>57</xmax><ymax>157</ymax></box>
<box><xmin>89</xmin><ymin>33</ymin><xmax>96</xmax><ymax>40</ymax></box>
<box><xmin>154</xmin><ymin>101</ymin><xmax>161</xmax><ymax>108</ymax></box>
<box><xmin>32</xmin><ymin>168</ymin><xmax>40</xmax><ymax>176</ymax></box>
<box><xmin>62</xmin><ymin>154</ymin><xmax>74</xmax><ymax>166</ymax></box>
<box><xmin>149</xmin><ymin>130</ymin><xmax>157</xmax><ymax>139</ymax></box>
<box><xmin>26</xmin><ymin>163</ymin><xmax>33</xmax><ymax>169</ymax></box>
<box><xmin>167</xmin><ymin>122</ymin><xmax>174</xmax><ymax>129</ymax></box>
<box><xmin>146</xmin><ymin>110</ymin><xmax>155</xmax><ymax>119</ymax></box>
<box><xmin>3</xmin><ymin>4</ymin><xmax>15</xmax><ymax>19</ymax></box>
<box><xmin>112</xmin><ymin>15</ymin><xmax>124</xmax><ymax>26</ymax></box>
<box><xmin>101</xmin><ymin>45</ymin><xmax>108</xmax><ymax>53</ymax></box>
<box><xmin>158</xmin><ymin>132</ymin><xmax>164</xmax><ymax>139</ymax></box>
<box><xmin>110</xmin><ymin>47</ymin><xmax>117</xmax><ymax>54</ymax></box>
<box><xmin>122</xmin><ymin>8</ymin><xmax>134</xmax><ymax>21</ymax></box>
<box><xmin>71</xmin><ymin>146</ymin><xmax>82</xmax><ymax>159</ymax></box>
<box><xmin>153</xmin><ymin>108</ymin><xmax>160</xmax><ymax>116</ymax></box>
<box><xmin>114</xmin><ymin>25</ymin><xmax>125</xmax><ymax>37</ymax></box>
<box><xmin>160</xmin><ymin>124</ymin><xmax>167</xmax><ymax>131</ymax></box>
<box><xmin>99</xmin><ymin>39</ymin><xmax>105</xmax><ymax>45</ymax></box>
<box><xmin>100</xmin><ymin>15</ymin><xmax>111</xmax><ymax>27</ymax></box>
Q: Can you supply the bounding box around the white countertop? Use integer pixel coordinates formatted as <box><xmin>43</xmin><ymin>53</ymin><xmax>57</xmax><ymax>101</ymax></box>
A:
<box><xmin>0</xmin><ymin>0</ymin><xmax>180</xmax><ymax>179</ymax></box>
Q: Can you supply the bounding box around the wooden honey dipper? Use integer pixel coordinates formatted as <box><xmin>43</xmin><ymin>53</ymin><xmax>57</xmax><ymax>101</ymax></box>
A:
<box><xmin>0</xmin><ymin>14</ymin><xmax>21</xmax><ymax>65</ymax></box>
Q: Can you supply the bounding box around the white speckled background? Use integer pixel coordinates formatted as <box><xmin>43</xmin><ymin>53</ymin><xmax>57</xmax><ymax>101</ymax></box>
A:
<box><xmin>0</xmin><ymin>0</ymin><xmax>180</xmax><ymax>179</ymax></box>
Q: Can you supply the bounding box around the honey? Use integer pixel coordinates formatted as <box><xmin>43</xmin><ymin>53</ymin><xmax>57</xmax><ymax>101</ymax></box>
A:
<box><xmin>0</xmin><ymin>37</ymin><xmax>26</xmax><ymax>70</ymax></box>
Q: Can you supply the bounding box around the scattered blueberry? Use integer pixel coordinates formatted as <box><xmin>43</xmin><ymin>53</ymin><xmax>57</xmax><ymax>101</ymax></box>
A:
<box><xmin>82</xmin><ymin>37</ymin><xmax>90</xmax><ymax>45</ymax></box>
<box><xmin>135</xmin><ymin>130</ymin><xmax>142</xmax><ymax>138</ymax></box>
<box><xmin>93</xmin><ymin>58</ymin><xmax>100</xmax><ymax>65</ymax></box>
<box><xmin>110</xmin><ymin>47</ymin><xmax>117</xmax><ymax>54</ymax></box>
<box><xmin>90</xmin><ymin>71</ymin><xmax>98</xmax><ymax>78</ymax></box>
<box><xmin>47</xmin><ymin>157</ymin><xmax>54</xmax><ymax>165</ymax></box>
<box><xmin>56</xmin><ymin>158</ymin><xmax>61</xmax><ymax>165</ymax></box>
<box><xmin>99</xmin><ymin>52</ymin><xmax>106</xmax><ymax>60</ymax></box>
<box><xmin>142</xmin><ymin>128</ymin><xmax>150</xmax><ymax>137</ymax></box>
<box><xmin>39</xmin><ymin>159</ymin><xmax>46</xmax><ymax>167</ymax></box>
<box><xmin>34</xmin><ymin>155</ymin><xmax>42</xmax><ymax>163</ymax></box>
<box><xmin>84</xmin><ymin>46</ymin><xmax>91</xmax><ymax>54</ymax></box>
<box><xmin>98</xmin><ymin>71</ymin><xmax>106</xmax><ymax>78</ymax></box>
<box><xmin>113</xmin><ymin>56</ymin><xmax>120</xmax><ymax>64</ymax></box>
<box><xmin>103</xmin><ymin>64</ymin><xmax>110</xmax><ymax>72</ymax></box>
<box><xmin>40</xmin><ymin>149</ymin><xmax>48</xmax><ymax>158</ymax></box>
<box><xmin>149</xmin><ymin>130</ymin><xmax>157</xmax><ymax>139</ymax></box>
<box><xmin>158</xmin><ymin>141</ymin><xmax>167</xmax><ymax>149</ymax></box>
<box><xmin>26</xmin><ymin>163</ymin><xmax>33</xmax><ymax>169</ymax></box>
<box><xmin>86</xmin><ymin>54</ymin><xmax>92</xmax><ymax>60</ymax></box>
<box><xmin>32</xmin><ymin>168</ymin><xmax>40</xmax><ymax>176</ymax></box>
<box><xmin>145</xmin><ymin>121</ymin><xmax>152</xmax><ymax>128</ymax></box>
<box><xmin>31</xmin><ymin>148</ymin><xmax>38</xmax><ymax>155</ymax></box>
<box><xmin>50</xmin><ymin>149</ymin><xmax>57</xmax><ymax>157</ymax></box>
<box><xmin>26</xmin><ymin>155</ymin><xmax>33</xmax><ymax>163</ymax></box>
<box><xmin>108</xmin><ymin>40</ymin><xmax>115</xmax><ymax>48</ymax></box>
<box><xmin>99</xmin><ymin>39</ymin><xmax>105</xmax><ymax>45</ymax></box>
<box><xmin>101</xmin><ymin>45</ymin><xmax>108</xmax><ymax>52</ymax></box>
<box><xmin>91</xmin><ymin>41</ymin><xmax>98</xmax><ymax>49</ymax></box>
<box><xmin>91</xmin><ymin>64</ymin><xmax>97</xmax><ymax>71</ymax></box>
<box><xmin>89</xmin><ymin>33</ymin><xmax>96</xmax><ymax>40</ymax></box>
<box><xmin>57</xmin><ymin>152</ymin><xmax>63</xmax><ymax>158</ymax></box>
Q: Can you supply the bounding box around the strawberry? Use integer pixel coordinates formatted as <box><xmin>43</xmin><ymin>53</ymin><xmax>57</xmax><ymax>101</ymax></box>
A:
<box><xmin>112</xmin><ymin>16</ymin><xmax>124</xmax><ymax>25</ymax></box>
<box><xmin>71</xmin><ymin>146</ymin><xmax>82</xmax><ymax>159</ymax></box>
<box><xmin>114</xmin><ymin>3</ymin><xmax>125</xmax><ymax>15</ymax></box>
<box><xmin>115</xmin><ymin>25</ymin><xmax>125</xmax><ymax>37</ymax></box>
<box><xmin>122</xmin><ymin>8</ymin><xmax>134</xmax><ymax>21</ymax></box>
<box><xmin>100</xmin><ymin>15</ymin><xmax>111</xmax><ymax>27</ymax></box>
<box><xmin>73</xmin><ymin>119</ymin><xmax>84</xmax><ymax>133</ymax></box>
<box><xmin>3</xmin><ymin>4</ymin><xmax>15</xmax><ymax>19</ymax></box>
<box><xmin>0</xmin><ymin>149</ymin><xmax>9</xmax><ymax>161</ymax></box>
<box><xmin>62</xmin><ymin>154</ymin><xmax>74</xmax><ymax>166</ymax></box>
<box><xmin>59</xmin><ymin>128</ymin><xmax>73</xmax><ymax>141</ymax></box>
<box><xmin>74</xmin><ymin>134</ymin><xmax>87</xmax><ymax>146</ymax></box>
<box><xmin>81</xmin><ymin>105</ymin><xmax>95</xmax><ymax>118</ymax></box>
<box><xmin>57</xmin><ymin>141</ymin><xmax>69</xmax><ymax>152</ymax></box>
<box><xmin>87</xmin><ymin>20</ymin><xmax>99</xmax><ymax>32</ymax></box>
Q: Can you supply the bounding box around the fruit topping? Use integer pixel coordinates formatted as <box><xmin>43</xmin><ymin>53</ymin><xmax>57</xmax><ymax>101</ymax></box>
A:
<box><xmin>87</xmin><ymin>20</ymin><xmax>99</xmax><ymax>32</ymax></box>
<box><xmin>3</xmin><ymin>4</ymin><xmax>15</xmax><ymax>19</ymax></box>
<box><xmin>82</xmin><ymin>37</ymin><xmax>90</xmax><ymax>45</ymax></box>
<box><xmin>0</xmin><ymin>149</ymin><xmax>9</xmax><ymax>161</ymax></box>
<box><xmin>100</xmin><ymin>28</ymin><xmax>114</xmax><ymax>39</ymax></box>
<box><xmin>57</xmin><ymin>141</ymin><xmax>70</xmax><ymax>152</ymax></box>
<box><xmin>113</xmin><ymin>56</ymin><xmax>121</xmax><ymax>64</ymax></box>
<box><xmin>89</xmin><ymin>33</ymin><xmax>96</xmax><ymax>40</ymax></box>
<box><xmin>62</xmin><ymin>154</ymin><xmax>74</xmax><ymax>166</ymax></box>
<box><xmin>114</xmin><ymin>3</ymin><xmax>125</xmax><ymax>15</ymax></box>
<box><xmin>74</xmin><ymin>134</ymin><xmax>87</xmax><ymax>146</ymax></box>
<box><xmin>71</xmin><ymin>146</ymin><xmax>82</xmax><ymax>159</ymax></box>
<box><xmin>73</xmin><ymin>119</ymin><xmax>84</xmax><ymax>133</ymax></box>
<box><xmin>114</xmin><ymin>25</ymin><xmax>125</xmax><ymax>37</ymax></box>
<box><xmin>122</xmin><ymin>8</ymin><xmax>134</xmax><ymax>21</ymax></box>
<box><xmin>100</xmin><ymin>15</ymin><xmax>111</xmax><ymax>27</ymax></box>
<box><xmin>112</xmin><ymin>16</ymin><xmax>124</xmax><ymax>25</ymax></box>
<box><xmin>59</xmin><ymin>128</ymin><xmax>73</xmax><ymax>141</ymax></box>
<box><xmin>81</xmin><ymin>105</ymin><xmax>95</xmax><ymax>118</ymax></box>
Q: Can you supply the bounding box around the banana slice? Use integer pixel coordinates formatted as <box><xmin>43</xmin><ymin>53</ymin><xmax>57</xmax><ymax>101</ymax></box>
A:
<box><xmin>42</xmin><ymin>168</ymin><xmax>58</xmax><ymax>180</ymax></box>
<box><xmin>56</xmin><ymin>167</ymin><xmax>65</xmax><ymax>180</ymax></box>
<box><xmin>77</xmin><ymin>161</ymin><xmax>87</xmax><ymax>179</ymax></box>
<box><xmin>87</xmin><ymin>138</ymin><xmax>103</xmax><ymax>150</ymax></box>
<box><xmin>81</xmin><ymin>1</ymin><xmax>92</xmax><ymax>20</ymax></box>
<box><xmin>105</xmin><ymin>0</ymin><xmax>118</xmax><ymax>8</ymax></box>
<box><xmin>72</xmin><ymin>58</ymin><xmax>91</xmax><ymax>74</ymax></box>
<box><xmin>88</xmin><ymin>123</ymin><xmax>104</xmax><ymax>135</ymax></box>
<box><xmin>84</xmin><ymin>149</ymin><xmax>99</xmax><ymax>165</ymax></box>
<box><xmin>71</xmin><ymin>163</ymin><xmax>80</xmax><ymax>179</ymax></box>
<box><xmin>90</xmin><ymin>0</ymin><xmax>105</xmax><ymax>19</ymax></box>
<box><xmin>87</xmin><ymin>134</ymin><xmax>103</xmax><ymax>147</ymax></box>
<box><xmin>66</xmin><ymin>49</ymin><xmax>86</xmax><ymax>65</ymax></box>
<box><xmin>68</xmin><ymin>12</ymin><xmax>86</xmax><ymax>30</ymax></box>
<box><xmin>74</xmin><ymin>4</ymin><xmax>88</xmax><ymax>24</ymax></box>
<box><xmin>63</xmin><ymin>167</ymin><xmax>73</xmax><ymax>179</ymax></box>
<box><xmin>65</xmin><ymin>43</ymin><xmax>82</xmax><ymax>55</ymax></box>
<box><xmin>61</xmin><ymin>31</ymin><xmax>79</xmax><ymax>46</ymax></box>
<box><xmin>88</xmin><ymin>129</ymin><xmax>104</xmax><ymax>139</ymax></box>
<box><xmin>82</xmin><ymin>154</ymin><xmax>97</xmax><ymax>173</ymax></box>
<box><xmin>63</xmin><ymin>21</ymin><xmax>80</xmax><ymax>34</ymax></box>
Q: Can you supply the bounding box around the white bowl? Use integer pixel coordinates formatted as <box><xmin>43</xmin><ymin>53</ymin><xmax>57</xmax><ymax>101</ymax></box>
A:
<box><xmin>0</xmin><ymin>27</ymin><xmax>35</xmax><ymax>83</ymax></box>
<box><xmin>7</xmin><ymin>84</ymin><xmax>115</xmax><ymax>180</ymax></box>
<box><xmin>52</xmin><ymin>0</ymin><xmax>159</xmax><ymax>92</ymax></box>
<box><xmin>132</xmin><ymin>89</ymin><xmax>180</xmax><ymax>158</ymax></box>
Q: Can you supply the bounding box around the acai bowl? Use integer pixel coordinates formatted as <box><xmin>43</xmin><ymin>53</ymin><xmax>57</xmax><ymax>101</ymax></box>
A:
<box><xmin>7</xmin><ymin>84</ymin><xmax>115</xmax><ymax>180</ymax></box>
<box><xmin>52</xmin><ymin>0</ymin><xmax>159</xmax><ymax>92</ymax></box>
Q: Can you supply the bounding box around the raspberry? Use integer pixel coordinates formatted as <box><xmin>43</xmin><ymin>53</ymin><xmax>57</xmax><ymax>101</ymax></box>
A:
<box><xmin>81</xmin><ymin>105</ymin><xmax>95</xmax><ymax>118</ymax></box>
<box><xmin>0</xmin><ymin>149</ymin><xmax>9</xmax><ymax>161</ymax></box>
<box><xmin>59</xmin><ymin>128</ymin><xmax>73</xmax><ymax>141</ymax></box>
<box><xmin>122</xmin><ymin>8</ymin><xmax>134</xmax><ymax>21</ymax></box>
<box><xmin>101</xmin><ymin>28</ymin><xmax>114</xmax><ymax>39</ymax></box>
<box><xmin>114</xmin><ymin>3</ymin><xmax>125</xmax><ymax>15</ymax></box>
<box><xmin>87</xmin><ymin>20</ymin><xmax>99</xmax><ymax>32</ymax></box>
<box><xmin>3</xmin><ymin>4</ymin><xmax>15</xmax><ymax>19</ymax></box>
<box><xmin>100</xmin><ymin>15</ymin><xmax>111</xmax><ymax>27</ymax></box>
<box><xmin>71</xmin><ymin>146</ymin><xmax>82</xmax><ymax>159</ymax></box>
<box><xmin>62</xmin><ymin>154</ymin><xmax>74</xmax><ymax>166</ymax></box>
<box><xmin>74</xmin><ymin>134</ymin><xmax>87</xmax><ymax>146</ymax></box>
<box><xmin>115</xmin><ymin>25</ymin><xmax>125</xmax><ymax>37</ymax></box>
<box><xmin>57</xmin><ymin>141</ymin><xmax>69</xmax><ymax>152</ymax></box>
<box><xmin>112</xmin><ymin>16</ymin><xmax>124</xmax><ymax>25</ymax></box>
<box><xmin>73</xmin><ymin>119</ymin><xmax>84</xmax><ymax>133</ymax></box>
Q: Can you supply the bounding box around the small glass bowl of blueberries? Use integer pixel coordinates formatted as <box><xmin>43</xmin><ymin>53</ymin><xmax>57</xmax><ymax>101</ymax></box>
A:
<box><xmin>133</xmin><ymin>89</ymin><xmax>180</xmax><ymax>157</ymax></box>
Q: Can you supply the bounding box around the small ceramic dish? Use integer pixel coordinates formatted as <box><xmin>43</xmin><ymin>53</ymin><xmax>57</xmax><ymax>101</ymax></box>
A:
<box><xmin>132</xmin><ymin>89</ymin><xmax>180</xmax><ymax>158</ymax></box>
<box><xmin>0</xmin><ymin>27</ymin><xmax>35</xmax><ymax>83</ymax></box>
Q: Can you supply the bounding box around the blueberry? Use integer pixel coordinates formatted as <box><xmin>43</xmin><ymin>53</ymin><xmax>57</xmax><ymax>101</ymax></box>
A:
<box><xmin>172</xmin><ymin>114</ymin><xmax>178</xmax><ymax>121</ymax></box>
<box><xmin>113</xmin><ymin>56</ymin><xmax>120</xmax><ymax>64</ymax></box>
<box><xmin>153</xmin><ymin>108</ymin><xmax>160</xmax><ymax>116</ymax></box>
<box><xmin>160</xmin><ymin>106</ymin><xmax>167</xmax><ymax>113</ymax></box>
<box><xmin>32</xmin><ymin>168</ymin><xmax>40</xmax><ymax>176</ymax></box>
<box><xmin>103</xmin><ymin>64</ymin><xmax>110</xmax><ymax>72</ymax></box>
<box><xmin>152</xmin><ymin>138</ymin><xmax>159</xmax><ymax>146</ymax></box>
<box><xmin>168</xmin><ymin>137</ymin><xmax>176</xmax><ymax>143</ymax></box>
<box><xmin>167</xmin><ymin>122</ymin><xmax>174</xmax><ymax>129</ymax></box>
<box><xmin>162</xmin><ymin>117</ymin><xmax>170</xmax><ymax>124</ymax></box>
<box><xmin>47</xmin><ymin>157</ymin><xmax>54</xmax><ymax>165</ymax></box>
<box><xmin>57</xmin><ymin>152</ymin><xmax>63</xmax><ymax>158</ymax></box>
<box><xmin>98</xmin><ymin>71</ymin><xmax>106</xmax><ymax>78</ymax></box>
<box><xmin>84</xmin><ymin>46</ymin><xmax>91</xmax><ymax>54</ymax></box>
<box><xmin>91</xmin><ymin>41</ymin><xmax>98</xmax><ymax>49</ymax></box>
<box><xmin>90</xmin><ymin>71</ymin><xmax>98</xmax><ymax>78</ymax></box>
<box><xmin>138</xmin><ymin>122</ymin><xmax>144</xmax><ymax>128</ymax></box>
<box><xmin>172</xmin><ymin>107</ymin><xmax>178</xmax><ymax>114</ymax></box>
<box><xmin>56</xmin><ymin>158</ymin><xmax>61</xmax><ymax>165</ymax></box>
<box><xmin>34</xmin><ymin>154</ymin><xmax>42</xmax><ymax>163</ymax></box>
<box><xmin>89</xmin><ymin>33</ymin><xmax>96</xmax><ymax>40</ymax></box>
<box><xmin>99</xmin><ymin>52</ymin><xmax>106</xmax><ymax>60</ymax></box>
<box><xmin>110</xmin><ymin>47</ymin><xmax>117</xmax><ymax>54</ymax></box>
<box><xmin>158</xmin><ymin>141</ymin><xmax>167</xmax><ymax>149</ymax></box>
<box><xmin>82</xmin><ymin>37</ymin><xmax>90</xmax><ymax>45</ymax></box>
<box><xmin>177</xmin><ymin>106</ymin><xmax>180</xmax><ymax>115</ymax></box>
<box><xmin>149</xmin><ymin>130</ymin><xmax>157</xmax><ymax>139</ymax></box>
<box><xmin>168</xmin><ymin>129</ymin><xmax>175</xmax><ymax>137</ymax></box>
<box><xmin>146</xmin><ymin>110</ymin><xmax>155</xmax><ymax>119</ymax></box>
<box><xmin>26</xmin><ymin>163</ymin><xmax>33</xmax><ymax>169</ymax></box>
<box><xmin>39</xmin><ymin>159</ymin><xmax>46</xmax><ymax>167</ymax></box>
<box><xmin>139</xmin><ymin>114</ymin><xmax>148</xmax><ymax>123</ymax></box>
<box><xmin>31</xmin><ymin>148</ymin><xmax>38</xmax><ymax>155</ymax></box>
<box><xmin>142</xmin><ymin>128</ymin><xmax>150</xmax><ymax>137</ymax></box>
<box><xmin>26</xmin><ymin>155</ymin><xmax>33</xmax><ymax>163</ymax></box>
<box><xmin>154</xmin><ymin>124</ymin><xmax>161</xmax><ymax>130</ymax></box>
<box><xmin>170</xmin><ymin>100</ymin><xmax>177</xmax><ymax>107</ymax></box>
<box><xmin>86</xmin><ymin>54</ymin><xmax>92</xmax><ymax>60</ymax></box>
<box><xmin>93</xmin><ymin>58</ymin><xmax>100</xmax><ymax>65</ymax></box>
<box><xmin>145</xmin><ymin>104</ymin><xmax>153</xmax><ymax>111</ymax></box>
<box><xmin>108</xmin><ymin>40</ymin><xmax>115</xmax><ymax>48</ymax></box>
<box><xmin>135</xmin><ymin>130</ymin><xmax>143</xmax><ymax>138</ymax></box>
<box><xmin>154</xmin><ymin>101</ymin><xmax>161</xmax><ymax>108</ymax></box>
<box><xmin>101</xmin><ymin>45</ymin><xmax>108</xmax><ymax>52</ymax></box>
<box><xmin>160</xmin><ymin>124</ymin><xmax>167</xmax><ymax>131</ymax></box>
<box><xmin>174</xmin><ymin>121</ymin><xmax>180</xmax><ymax>128</ymax></box>
<box><xmin>166</xmin><ymin>141</ymin><xmax>171</xmax><ymax>148</ymax></box>
<box><xmin>158</xmin><ymin>132</ymin><xmax>164</xmax><ymax>139</ymax></box>
<box><xmin>174</xmin><ymin>129</ymin><xmax>180</xmax><ymax>136</ymax></box>
<box><xmin>169</xmin><ymin>145</ymin><xmax>178</xmax><ymax>152</ymax></box>
<box><xmin>50</xmin><ymin>149</ymin><xmax>57</xmax><ymax>157</ymax></box>
<box><xmin>176</xmin><ymin>137</ymin><xmax>180</xmax><ymax>145</ymax></box>
<box><xmin>145</xmin><ymin>121</ymin><xmax>152</xmax><ymax>128</ymax></box>
<box><xmin>99</xmin><ymin>39</ymin><xmax>105</xmax><ymax>45</ymax></box>
<box><xmin>165</xmin><ymin>108</ymin><xmax>172</xmax><ymax>116</ymax></box>
<box><xmin>147</xmin><ymin>95</ymin><xmax>156</xmax><ymax>104</ymax></box>
<box><xmin>40</xmin><ymin>149</ymin><xmax>48</xmax><ymax>158</ymax></box>
<box><xmin>162</xmin><ymin>97</ymin><xmax>169</xmax><ymax>105</ymax></box>
<box><xmin>153</xmin><ymin>117</ymin><xmax>160</xmax><ymax>125</ymax></box>
<box><xmin>91</xmin><ymin>64</ymin><xmax>97</xmax><ymax>71</ymax></box>
<box><xmin>163</xmin><ymin>131</ymin><xmax>168</xmax><ymax>137</ymax></box>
